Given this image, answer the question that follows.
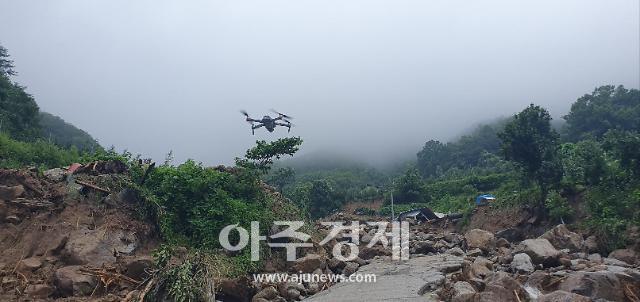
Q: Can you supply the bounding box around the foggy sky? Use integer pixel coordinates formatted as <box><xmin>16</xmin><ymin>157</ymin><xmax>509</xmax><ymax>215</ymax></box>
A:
<box><xmin>1</xmin><ymin>0</ymin><xmax>638</xmax><ymax>165</ymax></box>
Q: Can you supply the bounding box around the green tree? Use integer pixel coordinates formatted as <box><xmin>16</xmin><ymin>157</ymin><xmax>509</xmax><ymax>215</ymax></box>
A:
<box><xmin>603</xmin><ymin>130</ymin><xmax>640</xmax><ymax>176</ymax></box>
<box><xmin>236</xmin><ymin>137</ymin><xmax>303</xmax><ymax>173</ymax></box>
<box><xmin>0</xmin><ymin>45</ymin><xmax>16</xmax><ymax>76</ymax></box>
<box><xmin>564</xmin><ymin>85</ymin><xmax>640</xmax><ymax>140</ymax></box>
<box><xmin>394</xmin><ymin>168</ymin><xmax>427</xmax><ymax>203</ymax></box>
<box><xmin>308</xmin><ymin>180</ymin><xmax>341</xmax><ymax>218</ymax></box>
<box><xmin>416</xmin><ymin>140</ymin><xmax>448</xmax><ymax>178</ymax></box>
<box><xmin>560</xmin><ymin>140</ymin><xmax>606</xmax><ymax>186</ymax></box>
<box><xmin>498</xmin><ymin>104</ymin><xmax>563</xmax><ymax>202</ymax></box>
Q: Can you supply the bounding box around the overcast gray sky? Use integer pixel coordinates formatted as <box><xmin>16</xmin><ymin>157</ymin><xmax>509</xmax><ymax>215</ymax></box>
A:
<box><xmin>1</xmin><ymin>0</ymin><xmax>638</xmax><ymax>165</ymax></box>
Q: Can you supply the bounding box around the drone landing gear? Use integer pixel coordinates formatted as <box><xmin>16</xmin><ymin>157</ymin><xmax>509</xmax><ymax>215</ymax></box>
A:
<box><xmin>251</xmin><ymin>124</ymin><xmax>264</xmax><ymax>135</ymax></box>
<box><xmin>275</xmin><ymin>121</ymin><xmax>291</xmax><ymax>133</ymax></box>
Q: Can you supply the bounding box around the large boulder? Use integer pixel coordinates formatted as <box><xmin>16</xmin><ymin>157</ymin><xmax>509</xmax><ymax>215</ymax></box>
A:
<box><xmin>583</xmin><ymin>236</ymin><xmax>599</xmax><ymax>253</ymax></box>
<box><xmin>63</xmin><ymin>228</ymin><xmax>138</xmax><ymax>265</ymax></box>
<box><xmin>16</xmin><ymin>257</ymin><xmax>43</xmax><ymax>274</ymax></box>
<box><xmin>538</xmin><ymin>290</ymin><xmax>592</xmax><ymax>302</ymax></box>
<box><xmin>358</xmin><ymin>246</ymin><xmax>390</xmax><ymax>260</ymax></box>
<box><xmin>540</xmin><ymin>224</ymin><xmax>584</xmax><ymax>252</ymax></box>
<box><xmin>510</xmin><ymin>253</ymin><xmax>534</xmax><ymax>273</ymax></box>
<box><xmin>496</xmin><ymin>228</ymin><xmax>524</xmax><ymax>242</ymax></box>
<box><xmin>558</xmin><ymin>271</ymin><xmax>632</xmax><ymax>301</ymax></box>
<box><xmin>518</xmin><ymin>239</ymin><xmax>560</xmax><ymax>267</ymax></box>
<box><xmin>291</xmin><ymin>254</ymin><xmax>325</xmax><ymax>273</ymax></box>
<box><xmin>219</xmin><ymin>277</ymin><xmax>256</xmax><ymax>302</ymax></box>
<box><xmin>411</xmin><ymin>240</ymin><xmax>436</xmax><ymax>254</ymax></box>
<box><xmin>54</xmin><ymin>266</ymin><xmax>98</xmax><ymax>297</ymax></box>
<box><xmin>252</xmin><ymin>286</ymin><xmax>279</xmax><ymax>302</ymax></box>
<box><xmin>608</xmin><ymin>248</ymin><xmax>638</xmax><ymax>265</ymax></box>
<box><xmin>25</xmin><ymin>284</ymin><xmax>55</xmax><ymax>299</ymax></box>
<box><xmin>451</xmin><ymin>281</ymin><xmax>476</xmax><ymax>302</ymax></box>
<box><xmin>123</xmin><ymin>256</ymin><xmax>154</xmax><ymax>280</ymax></box>
<box><xmin>464</xmin><ymin>229</ymin><xmax>495</xmax><ymax>252</ymax></box>
<box><xmin>475</xmin><ymin>272</ymin><xmax>526</xmax><ymax>302</ymax></box>
<box><xmin>43</xmin><ymin>168</ymin><xmax>66</xmax><ymax>182</ymax></box>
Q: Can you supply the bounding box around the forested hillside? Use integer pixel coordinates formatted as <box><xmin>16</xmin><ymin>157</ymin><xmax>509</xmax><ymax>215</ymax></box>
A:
<box><xmin>0</xmin><ymin>45</ymin><xmax>101</xmax><ymax>160</ymax></box>
<box><xmin>270</xmin><ymin>85</ymin><xmax>640</xmax><ymax>252</ymax></box>
<box><xmin>39</xmin><ymin>112</ymin><xmax>101</xmax><ymax>152</ymax></box>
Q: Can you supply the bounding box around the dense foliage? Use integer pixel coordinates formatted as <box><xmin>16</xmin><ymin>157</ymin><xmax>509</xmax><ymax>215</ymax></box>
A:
<box><xmin>271</xmin><ymin>161</ymin><xmax>389</xmax><ymax>218</ymax></box>
<box><xmin>416</xmin><ymin>122</ymin><xmax>503</xmax><ymax>179</ymax></box>
<box><xmin>498</xmin><ymin>104</ymin><xmax>563</xmax><ymax>201</ymax></box>
<box><xmin>564</xmin><ymin>85</ymin><xmax>640</xmax><ymax>140</ymax></box>
<box><xmin>397</xmin><ymin>85</ymin><xmax>639</xmax><ymax>251</ymax></box>
<box><xmin>0</xmin><ymin>133</ymin><xmax>83</xmax><ymax>169</ymax></box>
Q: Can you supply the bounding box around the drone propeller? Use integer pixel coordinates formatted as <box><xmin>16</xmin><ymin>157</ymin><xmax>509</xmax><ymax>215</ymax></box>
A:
<box><xmin>270</xmin><ymin>109</ymin><xmax>293</xmax><ymax>120</ymax></box>
<box><xmin>240</xmin><ymin>110</ymin><xmax>254</xmax><ymax>124</ymax></box>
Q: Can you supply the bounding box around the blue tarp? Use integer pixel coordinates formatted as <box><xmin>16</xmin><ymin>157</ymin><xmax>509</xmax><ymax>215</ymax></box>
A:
<box><xmin>475</xmin><ymin>194</ymin><xmax>496</xmax><ymax>205</ymax></box>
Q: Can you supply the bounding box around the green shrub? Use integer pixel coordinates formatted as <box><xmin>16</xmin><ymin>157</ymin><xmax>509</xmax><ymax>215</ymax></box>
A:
<box><xmin>142</xmin><ymin>160</ymin><xmax>274</xmax><ymax>249</ymax></box>
<box><xmin>545</xmin><ymin>191</ymin><xmax>574</xmax><ymax>223</ymax></box>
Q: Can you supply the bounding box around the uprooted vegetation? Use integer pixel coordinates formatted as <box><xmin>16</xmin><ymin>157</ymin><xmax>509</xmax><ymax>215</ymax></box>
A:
<box><xmin>0</xmin><ymin>137</ymin><xmax>315</xmax><ymax>301</ymax></box>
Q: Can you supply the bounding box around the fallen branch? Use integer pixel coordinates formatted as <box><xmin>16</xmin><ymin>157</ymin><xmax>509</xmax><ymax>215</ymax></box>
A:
<box><xmin>80</xmin><ymin>266</ymin><xmax>141</xmax><ymax>290</ymax></box>
<box><xmin>514</xmin><ymin>290</ymin><xmax>522</xmax><ymax>302</ymax></box>
<box><xmin>625</xmin><ymin>284</ymin><xmax>640</xmax><ymax>302</ymax></box>
<box><xmin>138</xmin><ymin>278</ymin><xmax>156</xmax><ymax>302</ymax></box>
<box><xmin>7</xmin><ymin>198</ymin><xmax>54</xmax><ymax>209</ymax></box>
<box><xmin>544</xmin><ymin>275</ymin><xmax>568</xmax><ymax>289</ymax></box>
<box><xmin>75</xmin><ymin>180</ymin><xmax>110</xmax><ymax>194</ymax></box>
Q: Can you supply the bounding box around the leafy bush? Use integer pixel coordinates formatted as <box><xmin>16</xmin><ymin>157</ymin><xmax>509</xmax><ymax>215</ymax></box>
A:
<box><xmin>0</xmin><ymin>133</ymin><xmax>82</xmax><ymax>169</ymax></box>
<box><xmin>142</xmin><ymin>160</ymin><xmax>273</xmax><ymax>249</ymax></box>
<box><xmin>545</xmin><ymin>191</ymin><xmax>574</xmax><ymax>223</ymax></box>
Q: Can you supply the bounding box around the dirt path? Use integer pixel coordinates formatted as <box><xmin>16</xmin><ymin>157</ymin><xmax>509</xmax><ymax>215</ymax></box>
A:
<box><xmin>304</xmin><ymin>254</ymin><xmax>463</xmax><ymax>302</ymax></box>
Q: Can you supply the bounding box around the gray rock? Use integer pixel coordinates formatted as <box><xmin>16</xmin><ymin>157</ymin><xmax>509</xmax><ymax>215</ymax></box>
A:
<box><xmin>496</xmin><ymin>228</ymin><xmax>523</xmax><ymax>242</ymax></box>
<box><xmin>417</xmin><ymin>271</ymin><xmax>445</xmax><ymax>293</ymax></box>
<box><xmin>446</xmin><ymin>247</ymin><xmax>465</xmax><ymax>256</ymax></box>
<box><xmin>540</xmin><ymin>224</ymin><xmax>584</xmax><ymax>252</ymax></box>
<box><xmin>451</xmin><ymin>281</ymin><xmax>476</xmax><ymax>302</ymax></box>
<box><xmin>496</xmin><ymin>238</ymin><xmax>510</xmax><ymax>248</ymax></box>
<box><xmin>467</xmin><ymin>248</ymin><xmax>482</xmax><ymax>257</ymax></box>
<box><xmin>25</xmin><ymin>284</ymin><xmax>54</xmax><ymax>298</ymax></box>
<box><xmin>558</xmin><ymin>271</ymin><xmax>634</xmax><ymax>301</ymax></box>
<box><xmin>587</xmin><ymin>253</ymin><xmax>602</xmax><ymax>263</ymax></box>
<box><xmin>292</xmin><ymin>254</ymin><xmax>325</xmax><ymax>273</ymax></box>
<box><xmin>43</xmin><ymin>168</ymin><xmax>66</xmax><ymax>182</ymax></box>
<box><xmin>411</xmin><ymin>240</ymin><xmax>436</xmax><ymax>254</ymax></box>
<box><xmin>54</xmin><ymin>266</ymin><xmax>98</xmax><ymax>297</ymax></box>
<box><xmin>342</xmin><ymin>262</ymin><xmax>359</xmax><ymax>277</ymax></box>
<box><xmin>608</xmin><ymin>248</ymin><xmax>638</xmax><ymax>265</ymax></box>
<box><xmin>327</xmin><ymin>257</ymin><xmax>346</xmax><ymax>272</ymax></box>
<box><xmin>604</xmin><ymin>257</ymin><xmax>630</xmax><ymax>267</ymax></box>
<box><xmin>253</xmin><ymin>286</ymin><xmax>279</xmax><ymax>301</ymax></box>
<box><xmin>475</xmin><ymin>272</ymin><xmax>525</xmax><ymax>302</ymax></box>
<box><xmin>63</xmin><ymin>228</ymin><xmax>138</xmax><ymax>265</ymax></box>
<box><xmin>511</xmin><ymin>253</ymin><xmax>534</xmax><ymax>273</ymax></box>
<box><xmin>538</xmin><ymin>290</ymin><xmax>591</xmax><ymax>302</ymax></box>
<box><xmin>583</xmin><ymin>236</ymin><xmax>599</xmax><ymax>253</ymax></box>
<box><xmin>17</xmin><ymin>257</ymin><xmax>42</xmax><ymax>273</ymax></box>
<box><xmin>519</xmin><ymin>239</ymin><xmax>561</xmax><ymax>267</ymax></box>
<box><xmin>465</xmin><ymin>229</ymin><xmax>495</xmax><ymax>252</ymax></box>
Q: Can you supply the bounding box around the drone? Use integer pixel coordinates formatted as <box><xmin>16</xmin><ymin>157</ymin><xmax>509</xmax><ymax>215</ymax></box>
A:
<box><xmin>241</xmin><ymin>109</ymin><xmax>293</xmax><ymax>135</ymax></box>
